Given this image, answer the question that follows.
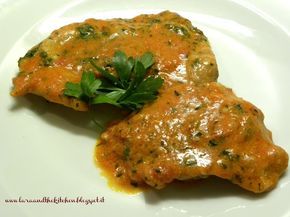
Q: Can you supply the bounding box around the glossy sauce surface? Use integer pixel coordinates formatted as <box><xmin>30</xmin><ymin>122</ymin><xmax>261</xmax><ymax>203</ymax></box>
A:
<box><xmin>11</xmin><ymin>11</ymin><xmax>217</xmax><ymax>110</ymax></box>
<box><xmin>11</xmin><ymin>11</ymin><xmax>288</xmax><ymax>193</ymax></box>
<box><xmin>97</xmin><ymin>82</ymin><xmax>288</xmax><ymax>193</ymax></box>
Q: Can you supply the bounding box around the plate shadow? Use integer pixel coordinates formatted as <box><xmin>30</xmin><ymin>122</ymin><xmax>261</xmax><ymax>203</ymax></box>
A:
<box><xmin>9</xmin><ymin>94</ymin><xmax>125</xmax><ymax>139</ymax></box>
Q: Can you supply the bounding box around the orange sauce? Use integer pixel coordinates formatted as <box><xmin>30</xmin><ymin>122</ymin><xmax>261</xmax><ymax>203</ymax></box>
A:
<box><xmin>94</xmin><ymin>141</ymin><xmax>147</xmax><ymax>194</ymax></box>
<box><xmin>11</xmin><ymin>10</ymin><xmax>288</xmax><ymax>193</ymax></box>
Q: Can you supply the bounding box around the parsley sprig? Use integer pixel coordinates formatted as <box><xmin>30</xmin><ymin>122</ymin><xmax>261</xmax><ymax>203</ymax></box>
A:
<box><xmin>63</xmin><ymin>51</ymin><xmax>163</xmax><ymax>110</ymax></box>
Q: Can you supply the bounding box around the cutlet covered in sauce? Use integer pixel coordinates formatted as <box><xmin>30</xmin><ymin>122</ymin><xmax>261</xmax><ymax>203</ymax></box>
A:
<box><xmin>97</xmin><ymin>82</ymin><xmax>288</xmax><ymax>193</ymax></box>
<box><xmin>11</xmin><ymin>11</ymin><xmax>217</xmax><ymax>110</ymax></box>
<box><xmin>11</xmin><ymin>11</ymin><xmax>288</xmax><ymax>193</ymax></box>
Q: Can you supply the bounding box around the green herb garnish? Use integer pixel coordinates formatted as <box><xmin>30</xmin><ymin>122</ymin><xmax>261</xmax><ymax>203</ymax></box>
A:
<box><xmin>77</xmin><ymin>24</ymin><xmax>97</xmax><ymax>39</ymax></box>
<box><xmin>24</xmin><ymin>45</ymin><xmax>40</xmax><ymax>58</ymax></box>
<box><xmin>165</xmin><ymin>24</ymin><xmax>189</xmax><ymax>36</ymax></box>
<box><xmin>64</xmin><ymin>51</ymin><xmax>164</xmax><ymax>110</ymax></box>
<box><xmin>123</xmin><ymin>146</ymin><xmax>130</xmax><ymax>161</ymax></box>
<box><xmin>234</xmin><ymin>104</ymin><xmax>244</xmax><ymax>113</ymax></box>
<box><xmin>221</xmin><ymin>149</ymin><xmax>240</xmax><ymax>161</ymax></box>
<box><xmin>39</xmin><ymin>51</ymin><xmax>53</xmax><ymax>66</ymax></box>
<box><xmin>208</xmin><ymin>139</ymin><xmax>218</xmax><ymax>147</ymax></box>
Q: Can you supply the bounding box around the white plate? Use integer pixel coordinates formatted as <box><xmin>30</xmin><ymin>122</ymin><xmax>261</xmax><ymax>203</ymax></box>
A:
<box><xmin>1</xmin><ymin>0</ymin><xmax>290</xmax><ymax>216</ymax></box>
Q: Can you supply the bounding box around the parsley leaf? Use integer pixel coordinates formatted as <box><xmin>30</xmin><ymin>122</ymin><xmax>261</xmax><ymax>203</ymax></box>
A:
<box><xmin>91</xmin><ymin>90</ymin><xmax>125</xmax><ymax>107</ymax></box>
<box><xmin>63</xmin><ymin>82</ymin><xmax>82</xmax><ymax>98</ymax></box>
<box><xmin>112</xmin><ymin>51</ymin><xmax>134</xmax><ymax>88</ymax></box>
<box><xmin>139</xmin><ymin>52</ymin><xmax>154</xmax><ymax>69</ymax></box>
<box><xmin>80</xmin><ymin>71</ymin><xmax>101</xmax><ymax>97</ymax></box>
<box><xmin>63</xmin><ymin>51</ymin><xmax>163</xmax><ymax>110</ymax></box>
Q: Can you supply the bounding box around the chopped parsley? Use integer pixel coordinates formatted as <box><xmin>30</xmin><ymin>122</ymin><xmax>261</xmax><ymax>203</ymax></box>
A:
<box><xmin>77</xmin><ymin>24</ymin><xmax>97</xmax><ymax>39</ymax></box>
